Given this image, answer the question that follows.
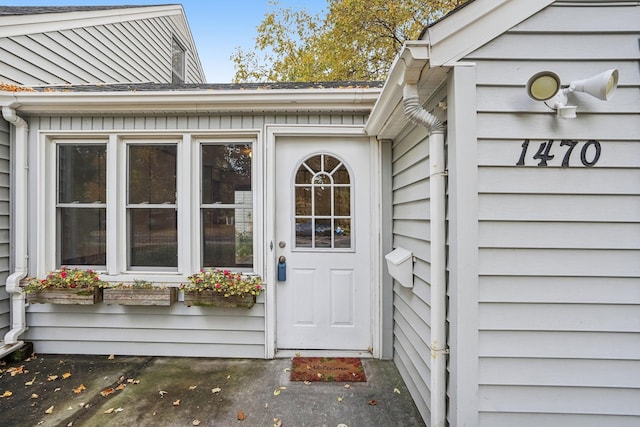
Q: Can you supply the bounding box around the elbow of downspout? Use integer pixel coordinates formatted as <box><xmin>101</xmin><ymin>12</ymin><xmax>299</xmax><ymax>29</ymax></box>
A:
<box><xmin>402</xmin><ymin>84</ymin><xmax>444</xmax><ymax>135</ymax></box>
<box><xmin>2</xmin><ymin>106</ymin><xmax>28</xmax><ymax>345</ymax></box>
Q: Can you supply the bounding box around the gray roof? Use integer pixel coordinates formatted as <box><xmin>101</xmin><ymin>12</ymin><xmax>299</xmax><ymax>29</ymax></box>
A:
<box><xmin>0</xmin><ymin>5</ymin><xmax>174</xmax><ymax>16</ymax></box>
<box><xmin>31</xmin><ymin>81</ymin><xmax>384</xmax><ymax>92</ymax></box>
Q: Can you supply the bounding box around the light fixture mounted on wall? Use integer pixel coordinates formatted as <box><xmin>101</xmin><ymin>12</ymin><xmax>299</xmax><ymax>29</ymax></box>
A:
<box><xmin>526</xmin><ymin>69</ymin><xmax>619</xmax><ymax>119</ymax></box>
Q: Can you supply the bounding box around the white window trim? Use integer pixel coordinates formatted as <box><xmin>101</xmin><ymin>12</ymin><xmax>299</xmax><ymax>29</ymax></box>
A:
<box><xmin>37</xmin><ymin>131</ymin><xmax>262</xmax><ymax>285</ymax></box>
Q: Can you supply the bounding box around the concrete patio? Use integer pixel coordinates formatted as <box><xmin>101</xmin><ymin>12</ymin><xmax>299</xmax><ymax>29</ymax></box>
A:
<box><xmin>0</xmin><ymin>352</ymin><xmax>425</xmax><ymax>426</ymax></box>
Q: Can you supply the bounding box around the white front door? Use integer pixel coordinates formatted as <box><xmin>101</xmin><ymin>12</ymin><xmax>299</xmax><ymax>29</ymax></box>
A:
<box><xmin>274</xmin><ymin>135</ymin><xmax>372</xmax><ymax>351</ymax></box>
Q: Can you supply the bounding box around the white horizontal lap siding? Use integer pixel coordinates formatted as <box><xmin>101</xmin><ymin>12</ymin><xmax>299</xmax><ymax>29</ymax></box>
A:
<box><xmin>472</xmin><ymin>3</ymin><xmax>640</xmax><ymax>426</ymax></box>
<box><xmin>0</xmin><ymin>119</ymin><xmax>8</xmax><ymax>337</ymax></box>
<box><xmin>391</xmin><ymin>124</ymin><xmax>433</xmax><ymax>421</ymax></box>
<box><xmin>23</xmin><ymin>303</ymin><xmax>266</xmax><ymax>358</ymax></box>
<box><xmin>24</xmin><ymin>112</ymin><xmax>366</xmax><ymax>358</ymax></box>
<box><xmin>0</xmin><ymin>14</ymin><xmax>200</xmax><ymax>85</ymax></box>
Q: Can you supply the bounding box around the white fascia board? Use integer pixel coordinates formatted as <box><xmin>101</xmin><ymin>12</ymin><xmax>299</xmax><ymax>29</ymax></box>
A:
<box><xmin>426</xmin><ymin>0</ymin><xmax>554</xmax><ymax>66</ymax></box>
<box><xmin>1</xmin><ymin>88</ymin><xmax>381</xmax><ymax>115</ymax></box>
<box><xmin>0</xmin><ymin>5</ymin><xmax>183</xmax><ymax>38</ymax></box>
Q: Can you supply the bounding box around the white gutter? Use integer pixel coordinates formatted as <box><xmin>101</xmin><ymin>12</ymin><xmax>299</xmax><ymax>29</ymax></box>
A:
<box><xmin>403</xmin><ymin>82</ymin><xmax>447</xmax><ymax>427</ymax></box>
<box><xmin>1</xmin><ymin>106</ymin><xmax>28</xmax><ymax>358</ymax></box>
<box><xmin>5</xmin><ymin>88</ymin><xmax>380</xmax><ymax>115</ymax></box>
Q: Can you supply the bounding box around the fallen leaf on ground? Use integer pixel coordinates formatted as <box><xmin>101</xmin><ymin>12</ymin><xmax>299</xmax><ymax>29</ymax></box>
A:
<box><xmin>47</xmin><ymin>375</ymin><xmax>58</xmax><ymax>381</ymax></box>
<box><xmin>115</xmin><ymin>384</ymin><xmax>126</xmax><ymax>391</ymax></box>
<box><xmin>100</xmin><ymin>388</ymin><xmax>114</xmax><ymax>397</ymax></box>
<box><xmin>273</xmin><ymin>418</ymin><xmax>282</xmax><ymax>427</ymax></box>
<box><xmin>237</xmin><ymin>411</ymin><xmax>246</xmax><ymax>420</ymax></box>
<box><xmin>344</xmin><ymin>384</ymin><xmax>351</xmax><ymax>389</ymax></box>
<box><xmin>67</xmin><ymin>406</ymin><xmax>73</xmax><ymax>410</ymax></box>
<box><xmin>25</xmin><ymin>377</ymin><xmax>36</xmax><ymax>386</ymax></box>
<box><xmin>45</xmin><ymin>406</ymin><xmax>54</xmax><ymax>414</ymax></box>
<box><xmin>114</xmin><ymin>408</ymin><xmax>124</xmax><ymax>413</ymax></box>
<box><xmin>8</xmin><ymin>366</ymin><xmax>25</xmax><ymax>376</ymax></box>
<box><xmin>192</xmin><ymin>420</ymin><xmax>201</xmax><ymax>426</ymax></box>
<box><xmin>67</xmin><ymin>422</ymin><xmax>73</xmax><ymax>426</ymax></box>
<box><xmin>303</xmin><ymin>380</ymin><xmax>311</xmax><ymax>385</ymax></box>
<box><xmin>368</xmin><ymin>399</ymin><xmax>378</xmax><ymax>406</ymax></box>
<box><xmin>189</xmin><ymin>385</ymin><xmax>197</xmax><ymax>390</ymax></box>
<box><xmin>273</xmin><ymin>389</ymin><xmax>281</xmax><ymax>396</ymax></box>
<box><xmin>108</xmin><ymin>354</ymin><xmax>115</xmax><ymax>360</ymax></box>
<box><xmin>62</xmin><ymin>372</ymin><xmax>72</xmax><ymax>379</ymax></box>
<box><xmin>73</xmin><ymin>384</ymin><xmax>87</xmax><ymax>394</ymax></box>
<box><xmin>393</xmin><ymin>388</ymin><xmax>401</xmax><ymax>394</ymax></box>
<box><xmin>211</xmin><ymin>387</ymin><xmax>221</xmax><ymax>394</ymax></box>
<box><xmin>159</xmin><ymin>390</ymin><xmax>168</xmax><ymax>398</ymax></box>
<box><xmin>1</xmin><ymin>391</ymin><xmax>12</xmax><ymax>397</ymax></box>
<box><xmin>31</xmin><ymin>393</ymin><xmax>39</xmax><ymax>399</ymax></box>
<box><xmin>173</xmin><ymin>399</ymin><xmax>180</xmax><ymax>406</ymax></box>
<box><xmin>104</xmin><ymin>408</ymin><xmax>114</xmax><ymax>414</ymax></box>
<box><xmin>127</xmin><ymin>378</ymin><xmax>140</xmax><ymax>384</ymax></box>
<box><xmin>337</xmin><ymin>396</ymin><xmax>343</xmax><ymax>402</ymax></box>
<box><xmin>54</xmin><ymin>387</ymin><xmax>61</xmax><ymax>392</ymax></box>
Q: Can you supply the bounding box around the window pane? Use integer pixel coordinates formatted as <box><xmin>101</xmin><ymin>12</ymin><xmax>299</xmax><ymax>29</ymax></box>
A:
<box><xmin>295</xmin><ymin>218</ymin><xmax>312</xmax><ymax>248</ymax></box>
<box><xmin>295</xmin><ymin>186</ymin><xmax>312</xmax><ymax>216</ymax></box>
<box><xmin>315</xmin><ymin>219</ymin><xmax>332</xmax><ymax>248</ymax></box>
<box><xmin>295</xmin><ymin>166</ymin><xmax>313</xmax><ymax>184</ymax></box>
<box><xmin>202</xmin><ymin>208</ymin><xmax>253</xmax><ymax>268</ymax></box>
<box><xmin>314</xmin><ymin>185</ymin><xmax>331</xmax><ymax>216</ymax></box>
<box><xmin>58</xmin><ymin>144</ymin><xmax>106</xmax><ymax>203</ymax></box>
<box><xmin>201</xmin><ymin>145</ymin><xmax>252</xmax><ymax>204</ymax></box>
<box><xmin>335</xmin><ymin>187</ymin><xmax>350</xmax><ymax>216</ymax></box>
<box><xmin>129</xmin><ymin>145</ymin><xmax>176</xmax><ymax>204</ymax></box>
<box><xmin>334</xmin><ymin>219</ymin><xmax>351</xmax><ymax>249</ymax></box>
<box><xmin>305</xmin><ymin>155</ymin><xmax>321</xmax><ymax>173</ymax></box>
<box><xmin>333</xmin><ymin>165</ymin><xmax>350</xmax><ymax>184</ymax></box>
<box><xmin>325</xmin><ymin>155</ymin><xmax>340</xmax><ymax>173</ymax></box>
<box><xmin>172</xmin><ymin>38</ymin><xmax>185</xmax><ymax>84</ymax></box>
<box><xmin>129</xmin><ymin>208</ymin><xmax>177</xmax><ymax>267</ymax></box>
<box><xmin>59</xmin><ymin>208</ymin><xmax>106</xmax><ymax>266</ymax></box>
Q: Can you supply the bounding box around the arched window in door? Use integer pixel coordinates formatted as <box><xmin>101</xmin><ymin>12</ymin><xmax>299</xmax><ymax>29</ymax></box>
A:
<box><xmin>294</xmin><ymin>153</ymin><xmax>352</xmax><ymax>249</ymax></box>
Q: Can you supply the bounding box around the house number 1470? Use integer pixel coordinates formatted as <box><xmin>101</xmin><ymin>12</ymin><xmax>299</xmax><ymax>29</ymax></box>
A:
<box><xmin>516</xmin><ymin>139</ymin><xmax>601</xmax><ymax>167</ymax></box>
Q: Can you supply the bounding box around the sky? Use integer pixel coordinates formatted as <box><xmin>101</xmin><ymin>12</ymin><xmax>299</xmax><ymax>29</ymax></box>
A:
<box><xmin>3</xmin><ymin>0</ymin><xmax>328</xmax><ymax>82</ymax></box>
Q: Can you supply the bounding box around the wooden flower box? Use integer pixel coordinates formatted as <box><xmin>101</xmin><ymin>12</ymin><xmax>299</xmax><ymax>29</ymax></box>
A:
<box><xmin>26</xmin><ymin>287</ymin><xmax>103</xmax><ymax>305</ymax></box>
<box><xmin>103</xmin><ymin>287</ymin><xmax>177</xmax><ymax>306</ymax></box>
<box><xmin>183</xmin><ymin>290</ymin><xmax>256</xmax><ymax>309</ymax></box>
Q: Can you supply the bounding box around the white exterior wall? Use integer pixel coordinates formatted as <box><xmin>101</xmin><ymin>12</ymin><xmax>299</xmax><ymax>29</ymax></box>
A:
<box><xmin>0</xmin><ymin>12</ymin><xmax>205</xmax><ymax>85</ymax></box>
<box><xmin>20</xmin><ymin>112</ymin><xmax>368</xmax><ymax>358</ymax></box>
<box><xmin>464</xmin><ymin>3</ymin><xmax>640</xmax><ymax>426</ymax></box>
<box><xmin>0</xmin><ymin>118</ymin><xmax>9</xmax><ymax>338</ymax></box>
<box><xmin>389</xmin><ymin>109</ymin><xmax>439</xmax><ymax>420</ymax></box>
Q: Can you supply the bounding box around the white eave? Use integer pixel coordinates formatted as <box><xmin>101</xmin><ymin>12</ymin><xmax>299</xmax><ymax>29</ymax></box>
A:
<box><xmin>0</xmin><ymin>5</ymin><xmax>184</xmax><ymax>38</ymax></box>
<box><xmin>365</xmin><ymin>42</ymin><xmax>448</xmax><ymax>139</ymax></box>
<box><xmin>0</xmin><ymin>88</ymin><xmax>381</xmax><ymax>115</ymax></box>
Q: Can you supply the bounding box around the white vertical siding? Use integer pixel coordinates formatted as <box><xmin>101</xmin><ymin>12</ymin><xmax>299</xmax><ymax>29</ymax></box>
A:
<box><xmin>0</xmin><ymin>118</ymin><xmax>9</xmax><ymax>338</ymax></box>
<box><xmin>21</xmin><ymin>112</ymin><xmax>368</xmax><ymax>358</ymax></box>
<box><xmin>465</xmin><ymin>3</ymin><xmax>640</xmax><ymax>426</ymax></box>
<box><xmin>0</xmin><ymin>14</ymin><xmax>205</xmax><ymax>85</ymax></box>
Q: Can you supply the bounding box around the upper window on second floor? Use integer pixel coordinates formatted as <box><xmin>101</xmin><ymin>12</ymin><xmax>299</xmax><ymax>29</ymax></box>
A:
<box><xmin>172</xmin><ymin>37</ymin><xmax>185</xmax><ymax>84</ymax></box>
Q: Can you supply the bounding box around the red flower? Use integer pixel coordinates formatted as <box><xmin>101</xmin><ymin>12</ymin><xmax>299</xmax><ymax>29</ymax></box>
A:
<box><xmin>60</xmin><ymin>271</ymin><xmax>67</xmax><ymax>279</ymax></box>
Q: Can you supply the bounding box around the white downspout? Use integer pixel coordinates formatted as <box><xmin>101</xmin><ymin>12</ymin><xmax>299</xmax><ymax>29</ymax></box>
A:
<box><xmin>403</xmin><ymin>84</ymin><xmax>447</xmax><ymax>427</ymax></box>
<box><xmin>1</xmin><ymin>106</ymin><xmax>29</xmax><ymax>357</ymax></box>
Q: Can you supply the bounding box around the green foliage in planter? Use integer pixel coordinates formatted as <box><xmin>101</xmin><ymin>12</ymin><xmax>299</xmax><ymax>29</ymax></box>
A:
<box><xmin>181</xmin><ymin>268</ymin><xmax>263</xmax><ymax>298</ymax></box>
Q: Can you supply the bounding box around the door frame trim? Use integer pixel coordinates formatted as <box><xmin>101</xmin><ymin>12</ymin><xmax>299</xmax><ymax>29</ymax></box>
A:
<box><xmin>264</xmin><ymin>124</ymin><xmax>381</xmax><ymax>358</ymax></box>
